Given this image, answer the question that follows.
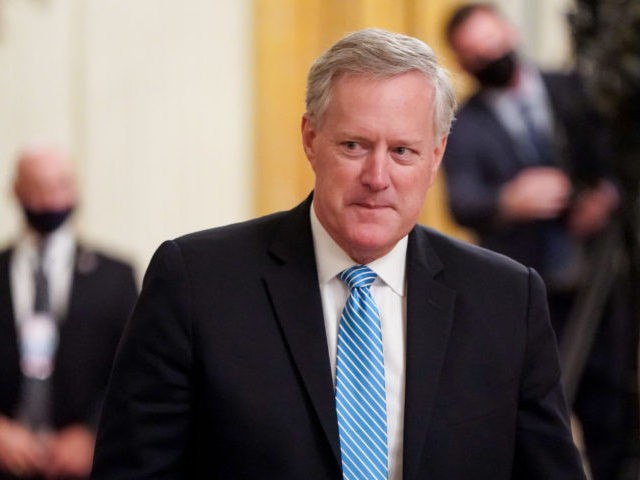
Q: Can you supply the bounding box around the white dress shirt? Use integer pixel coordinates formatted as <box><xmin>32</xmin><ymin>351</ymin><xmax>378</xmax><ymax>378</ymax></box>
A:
<box><xmin>310</xmin><ymin>204</ymin><xmax>407</xmax><ymax>480</ymax></box>
<box><xmin>11</xmin><ymin>225</ymin><xmax>76</xmax><ymax>323</ymax></box>
<box><xmin>10</xmin><ymin>226</ymin><xmax>76</xmax><ymax>378</ymax></box>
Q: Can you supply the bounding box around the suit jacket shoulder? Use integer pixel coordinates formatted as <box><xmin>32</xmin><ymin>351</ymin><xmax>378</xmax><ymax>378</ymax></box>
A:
<box><xmin>172</xmin><ymin>207</ymin><xmax>292</xmax><ymax>263</ymax></box>
<box><xmin>414</xmin><ymin>225</ymin><xmax>536</xmax><ymax>284</ymax></box>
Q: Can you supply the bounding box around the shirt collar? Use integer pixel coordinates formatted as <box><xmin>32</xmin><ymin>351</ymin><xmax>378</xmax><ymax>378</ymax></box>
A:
<box><xmin>310</xmin><ymin>201</ymin><xmax>407</xmax><ymax>296</ymax></box>
<box><xmin>16</xmin><ymin>224</ymin><xmax>75</xmax><ymax>268</ymax></box>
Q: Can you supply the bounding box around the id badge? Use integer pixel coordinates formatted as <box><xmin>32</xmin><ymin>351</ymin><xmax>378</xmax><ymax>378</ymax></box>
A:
<box><xmin>19</xmin><ymin>313</ymin><xmax>59</xmax><ymax>380</ymax></box>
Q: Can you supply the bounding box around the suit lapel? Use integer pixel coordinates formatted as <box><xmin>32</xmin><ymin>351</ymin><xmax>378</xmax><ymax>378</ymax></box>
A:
<box><xmin>473</xmin><ymin>95</ymin><xmax>534</xmax><ymax>170</ymax></box>
<box><xmin>61</xmin><ymin>245</ymin><xmax>102</xmax><ymax>334</ymax></box>
<box><xmin>402</xmin><ymin>228</ymin><xmax>456</xmax><ymax>480</ymax></box>
<box><xmin>54</xmin><ymin>246</ymin><xmax>98</xmax><ymax>392</ymax></box>
<box><xmin>61</xmin><ymin>246</ymin><xmax>91</xmax><ymax>327</ymax></box>
<box><xmin>263</xmin><ymin>197</ymin><xmax>341</xmax><ymax>465</ymax></box>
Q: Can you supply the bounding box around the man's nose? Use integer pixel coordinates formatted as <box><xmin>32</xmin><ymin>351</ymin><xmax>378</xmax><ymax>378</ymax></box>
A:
<box><xmin>360</xmin><ymin>148</ymin><xmax>390</xmax><ymax>191</ymax></box>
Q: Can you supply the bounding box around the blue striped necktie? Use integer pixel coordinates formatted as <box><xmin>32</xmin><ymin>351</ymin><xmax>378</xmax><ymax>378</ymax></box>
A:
<box><xmin>335</xmin><ymin>265</ymin><xmax>388</xmax><ymax>480</ymax></box>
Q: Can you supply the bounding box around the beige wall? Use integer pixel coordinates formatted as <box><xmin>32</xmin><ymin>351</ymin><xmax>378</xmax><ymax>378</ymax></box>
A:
<box><xmin>0</xmin><ymin>0</ymin><xmax>76</xmax><ymax>238</ymax></box>
<box><xmin>0</xmin><ymin>0</ymin><xmax>252</xmax><ymax>277</ymax></box>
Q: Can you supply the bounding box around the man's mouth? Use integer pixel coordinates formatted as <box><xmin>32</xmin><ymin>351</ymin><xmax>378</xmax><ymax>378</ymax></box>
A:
<box><xmin>353</xmin><ymin>202</ymin><xmax>390</xmax><ymax>210</ymax></box>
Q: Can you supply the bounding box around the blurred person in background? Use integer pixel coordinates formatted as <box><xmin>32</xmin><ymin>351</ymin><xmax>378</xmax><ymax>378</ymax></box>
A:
<box><xmin>443</xmin><ymin>3</ymin><xmax>630</xmax><ymax>479</ymax></box>
<box><xmin>0</xmin><ymin>145</ymin><xmax>137</xmax><ymax>479</ymax></box>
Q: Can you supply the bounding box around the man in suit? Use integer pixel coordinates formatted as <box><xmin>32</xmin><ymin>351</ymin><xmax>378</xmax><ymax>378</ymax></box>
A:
<box><xmin>443</xmin><ymin>2</ymin><xmax>618</xmax><ymax>293</ymax></box>
<box><xmin>442</xmin><ymin>4</ymin><xmax>628</xmax><ymax>479</ymax></box>
<box><xmin>92</xmin><ymin>28</ymin><xmax>586</xmax><ymax>479</ymax></box>
<box><xmin>0</xmin><ymin>145</ymin><xmax>138</xmax><ymax>479</ymax></box>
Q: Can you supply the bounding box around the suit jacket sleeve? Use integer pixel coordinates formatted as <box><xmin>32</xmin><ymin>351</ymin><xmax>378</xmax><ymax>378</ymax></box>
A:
<box><xmin>513</xmin><ymin>268</ymin><xmax>586</xmax><ymax>479</ymax></box>
<box><xmin>443</xmin><ymin>104</ymin><xmax>507</xmax><ymax>232</ymax></box>
<box><xmin>92</xmin><ymin>240</ymin><xmax>192</xmax><ymax>479</ymax></box>
<box><xmin>71</xmin><ymin>257</ymin><xmax>139</xmax><ymax>431</ymax></box>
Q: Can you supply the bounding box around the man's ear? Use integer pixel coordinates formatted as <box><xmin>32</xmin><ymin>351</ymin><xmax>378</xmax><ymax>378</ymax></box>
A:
<box><xmin>301</xmin><ymin>113</ymin><xmax>317</xmax><ymax>167</ymax></box>
<box><xmin>427</xmin><ymin>134</ymin><xmax>448</xmax><ymax>188</ymax></box>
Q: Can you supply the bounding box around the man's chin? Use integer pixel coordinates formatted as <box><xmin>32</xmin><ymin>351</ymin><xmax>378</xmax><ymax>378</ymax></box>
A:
<box><xmin>344</xmin><ymin>226</ymin><xmax>397</xmax><ymax>262</ymax></box>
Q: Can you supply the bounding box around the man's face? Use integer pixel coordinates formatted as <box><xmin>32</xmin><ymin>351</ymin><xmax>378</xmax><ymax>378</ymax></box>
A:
<box><xmin>450</xmin><ymin>9</ymin><xmax>517</xmax><ymax>75</ymax></box>
<box><xmin>302</xmin><ymin>71</ymin><xmax>447</xmax><ymax>264</ymax></box>
<box><xmin>14</xmin><ymin>150</ymin><xmax>77</xmax><ymax>212</ymax></box>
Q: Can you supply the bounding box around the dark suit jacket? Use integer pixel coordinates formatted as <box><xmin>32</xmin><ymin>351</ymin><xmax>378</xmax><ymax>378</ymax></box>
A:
<box><xmin>92</xmin><ymin>196</ymin><xmax>585</xmax><ymax>479</ymax></box>
<box><xmin>0</xmin><ymin>244</ymin><xmax>138</xmax><ymax>432</ymax></box>
<box><xmin>443</xmin><ymin>72</ymin><xmax>608</xmax><ymax>276</ymax></box>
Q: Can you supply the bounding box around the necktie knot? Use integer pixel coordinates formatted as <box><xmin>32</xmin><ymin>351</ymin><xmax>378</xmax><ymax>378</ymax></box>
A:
<box><xmin>340</xmin><ymin>265</ymin><xmax>376</xmax><ymax>290</ymax></box>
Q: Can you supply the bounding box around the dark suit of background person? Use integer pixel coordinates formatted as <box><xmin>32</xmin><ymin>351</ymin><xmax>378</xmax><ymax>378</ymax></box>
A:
<box><xmin>0</xmin><ymin>146</ymin><xmax>137</xmax><ymax>480</ymax></box>
<box><xmin>443</xmin><ymin>4</ymin><xmax>630</xmax><ymax>480</ymax></box>
<box><xmin>92</xmin><ymin>29</ymin><xmax>586</xmax><ymax>479</ymax></box>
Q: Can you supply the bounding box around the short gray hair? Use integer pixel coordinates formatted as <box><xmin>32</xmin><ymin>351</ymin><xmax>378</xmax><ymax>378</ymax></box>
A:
<box><xmin>305</xmin><ymin>28</ymin><xmax>456</xmax><ymax>138</ymax></box>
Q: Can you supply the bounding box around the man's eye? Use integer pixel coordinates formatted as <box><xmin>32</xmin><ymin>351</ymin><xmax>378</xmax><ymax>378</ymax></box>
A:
<box><xmin>341</xmin><ymin>141</ymin><xmax>365</xmax><ymax>155</ymax></box>
<box><xmin>392</xmin><ymin>146</ymin><xmax>419</xmax><ymax>164</ymax></box>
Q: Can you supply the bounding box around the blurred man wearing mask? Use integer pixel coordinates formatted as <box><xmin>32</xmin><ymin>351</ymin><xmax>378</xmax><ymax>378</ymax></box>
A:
<box><xmin>444</xmin><ymin>4</ymin><xmax>628</xmax><ymax>479</ymax></box>
<box><xmin>0</xmin><ymin>145</ymin><xmax>137</xmax><ymax>479</ymax></box>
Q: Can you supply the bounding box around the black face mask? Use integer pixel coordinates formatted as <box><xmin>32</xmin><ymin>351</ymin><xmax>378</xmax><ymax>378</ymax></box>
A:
<box><xmin>472</xmin><ymin>51</ymin><xmax>517</xmax><ymax>88</ymax></box>
<box><xmin>23</xmin><ymin>207</ymin><xmax>74</xmax><ymax>235</ymax></box>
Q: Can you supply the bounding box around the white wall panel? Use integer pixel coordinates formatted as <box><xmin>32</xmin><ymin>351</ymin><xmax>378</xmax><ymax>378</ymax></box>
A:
<box><xmin>0</xmin><ymin>0</ymin><xmax>252</xmax><ymax>278</ymax></box>
<box><xmin>77</xmin><ymin>0</ymin><xmax>252</xmax><ymax>276</ymax></box>
<box><xmin>0</xmin><ymin>0</ymin><xmax>76</xmax><ymax>242</ymax></box>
